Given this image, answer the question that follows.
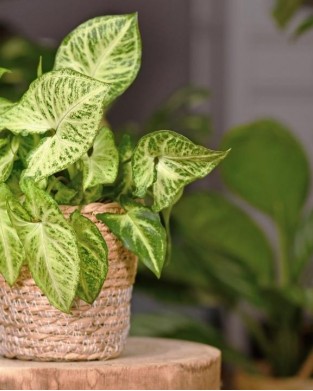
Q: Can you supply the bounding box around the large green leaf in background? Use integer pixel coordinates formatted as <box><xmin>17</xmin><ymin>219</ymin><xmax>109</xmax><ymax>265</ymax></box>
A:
<box><xmin>82</xmin><ymin>127</ymin><xmax>119</xmax><ymax>190</ymax></box>
<box><xmin>0</xmin><ymin>69</ymin><xmax>110</xmax><ymax>181</ymax></box>
<box><xmin>132</xmin><ymin>130</ymin><xmax>228</xmax><ymax>211</ymax></box>
<box><xmin>54</xmin><ymin>14</ymin><xmax>141</xmax><ymax>103</ymax></box>
<box><xmin>173</xmin><ymin>192</ymin><xmax>275</xmax><ymax>286</ymax></box>
<box><xmin>97</xmin><ymin>197</ymin><xmax>166</xmax><ymax>277</ymax></box>
<box><xmin>70</xmin><ymin>210</ymin><xmax>108</xmax><ymax>304</ymax></box>
<box><xmin>8</xmin><ymin>181</ymin><xmax>80</xmax><ymax>312</ymax></box>
<box><xmin>272</xmin><ymin>0</ymin><xmax>304</xmax><ymax>28</ymax></box>
<box><xmin>0</xmin><ymin>184</ymin><xmax>25</xmax><ymax>285</ymax></box>
<box><xmin>221</xmin><ymin>120</ymin><xmax>310</xmax><ymax>228</ymax></box>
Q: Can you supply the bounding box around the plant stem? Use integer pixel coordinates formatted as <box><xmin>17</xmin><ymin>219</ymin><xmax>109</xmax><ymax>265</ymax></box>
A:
<box><xmin>161</xmin><ymin>206</ymin><xmax>172</xmax><ymax>264</ymax></box>
<box><xmin>276</xmin><ymin>221</ymin><xmax>290</xmax><ymax>286</ymax></box>
<box><xmin>238</xmin><ymin>309</ymin><xmax>272</xmax><ymax>359</ymax></box>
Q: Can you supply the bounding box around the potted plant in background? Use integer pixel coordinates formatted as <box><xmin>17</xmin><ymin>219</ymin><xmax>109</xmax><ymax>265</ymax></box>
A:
<box><xmin>132</xmin><ymin>117</ymin><xmax>313</xmax><ymax>389</ymax></box>
<box><xmin>0</xmin><ymin>13</ymin><xmax>228</xmax><ymax>361</ymax></box>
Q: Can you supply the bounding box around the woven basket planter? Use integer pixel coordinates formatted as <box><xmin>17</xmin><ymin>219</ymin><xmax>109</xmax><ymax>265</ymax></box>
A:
<box><xmin>0</xmin><ymin>202</ymin><xmax>137</xmax><ymax>361</ymax></box>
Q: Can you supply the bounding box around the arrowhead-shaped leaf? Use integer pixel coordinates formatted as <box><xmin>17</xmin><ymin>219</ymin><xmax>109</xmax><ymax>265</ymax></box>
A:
<box><xmin>8</xmin><ymin>181</ymin><xmax>80</xmax><ymax>312</ymax></box>
<box><xmin>132</xmin><ymin>130</ymin><xmax>229</xmax><ymax>211</ymax></box>
<box><xmin>54</xmin><ymin>14</ymin><xmax>141</xmax><ymax>102</ymax></box>
<box><xmin>0</xmin><ymin>184</ymin><xmax>25</xmax><ymax>286</ymax></box>
<box><xmin>0</xmin><ymin>135</ymin><xmax>19</xmax><ymax>182</ymax></box>
<box><xmin>69</xmin><ymin>210</ymin><xmax>108</xmax><ymax>304</ymax></box>
<box><xmin>97</xmin><ymin>197</ymin><xmax>166</xmax><ymax>277</ymax></box>
<box><xmin>82</xmin><ymin>127</ymin><xmax>119</xmax><ymax>190</ymax></box>
<box><xmin>0</xmin><ymin>69</ymin><xmax>110</xmax><ymax>181</ymax></box>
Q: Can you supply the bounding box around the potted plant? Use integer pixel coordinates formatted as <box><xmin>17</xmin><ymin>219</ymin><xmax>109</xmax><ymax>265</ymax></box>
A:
<box><xmin>0</xmin><ymin>13</ymin><xmax>228</xmax><ymax>361</ymax></box>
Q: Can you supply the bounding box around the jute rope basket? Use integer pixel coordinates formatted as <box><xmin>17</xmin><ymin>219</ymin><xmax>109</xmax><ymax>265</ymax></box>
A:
<box><xmin>0</xmin><ymin>202</ymin><xmax>137</xmax><ymax>361</ymax></box>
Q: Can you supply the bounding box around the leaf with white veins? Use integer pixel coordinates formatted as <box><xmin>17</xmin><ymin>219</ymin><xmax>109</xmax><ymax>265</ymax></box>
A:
<box><xmin>82</xmin><ymin>127</ymin><xmax>119</xmax><ymax>190</ymax></box>
<box><xmin>0</xmin><ymin>135</ymin><xmax>19</xmax><ymax>182</ymax></box>
<box><xmin>0</xmin><ymin>69</ymin><xmax>110</xmax><ymax>181</ymax></box>
<box><xmin>97</xmin><ymin>197</ymin><xmax>166</xmax><ymax>277</ymax></box>
<box><xmin>7</xmin><ymin>180</ymin><xmax>80</xmax><ymax>312</ymax></box>
<box><xmin>70</xmin><ymin>210</ymin><xmax>108</xmax><ymax>304</ymax></box>
<box><xmin>132</xmin><ymin>130</ymin><xmax>229</xmax><ymax>211</ymax></box>
<box><xmin>0</xmin><ymin>98</ymin><xmax>14</xmax><ymax>115</ymax></box>
<box><xmin>54</xmin><ymin>14</ymin><xmax>141</xmax><ymax>102</ymax></box>
<box><xmin>0</xmin><ymin>183</ymin><xmax>25</xmax><ymax>285</ymax></box>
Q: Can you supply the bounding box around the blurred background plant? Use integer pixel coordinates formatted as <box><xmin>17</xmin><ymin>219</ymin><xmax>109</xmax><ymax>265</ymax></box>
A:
<box><xmin>131</xmin><ymin>113</ymin><xmax>313</xmax><ymax>379</ymax></box>
<box><xmin>272</xmin><ymin>0</ymin><xmax>313</xmax><ymax>37</ymax></box>
<box><xmin>0</xmin><ymin>23</ymin><xmax>55</xmax><ymax>101</ymax></box>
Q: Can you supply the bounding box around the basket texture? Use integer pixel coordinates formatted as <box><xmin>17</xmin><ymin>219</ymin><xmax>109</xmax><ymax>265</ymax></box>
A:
<box><xmin>0</xmin><ymin>203</ymin><xmax>137</xmax><ymax>361</ymax></box>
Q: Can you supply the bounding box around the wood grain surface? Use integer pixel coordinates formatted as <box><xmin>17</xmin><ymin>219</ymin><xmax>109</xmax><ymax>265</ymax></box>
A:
<box><xmin>0</xmin><ymin>337</ymin><xmax>221</xmax><ymax>390</ymax></box>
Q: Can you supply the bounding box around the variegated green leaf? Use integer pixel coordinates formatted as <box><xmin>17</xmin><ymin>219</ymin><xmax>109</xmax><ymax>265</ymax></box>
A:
<box><xmin>7</xmin><ymin>180</ymin><xmax>80</xmax><ymax>312</ymax></box>
<box><xmin>83</xmin><ymin>185</ymin><xmax>103</xmax><ymax>204</ymax></box>
<box><xmin>70</xmin><ymin>210</ymin><xmax>108</xmax><ymax>304</ymax></box>
<box><xmin>17</xmin><ymin>134</ymin><xmax>41</xmax><ymax>167</ymax></box>
<box><xmin>0</xmin><ymin>184</ymin><xmax>25</xmax><ymax>285</ymax></box>
<box><xmin>0</xmin><ymin>69</ymin><xmax>110</xmax><ymax>181</ymax></box>
<box><xmin>0</xmin><ymin>135</ymin><xmax>19</xmax><ymax>182</ymax></box>
<box><xmin>0</xmin><ymin>98</ymin><xmax>14</xmax><ymax>115</ymax></box>
<box><xmin>82</xmin><ymin>127</ymin><xmax>119</xmax><ymax>190</ymax></box>
<box><xmin>97</xmin><ymin>197</ymin><xmax>166</xmax><ymax>277</ymax></box>
<box><xmin>132</xmin><ymin>130</ymin><xmax>229</xmax><ymax>211</ymax></box>
<box><xmin>51</xmin><ymin>179</ymin><xmax>77</xmax><ymax>205</ymax></box>
<box><xmin>115</xmin><ymin>134</ymin><xmax>134</xmax><ymax>198</ymax></box>
<box><xmin>54</xmin><ymin>14</ymin><xmax>141</xmax><ymax>102</ymax></box>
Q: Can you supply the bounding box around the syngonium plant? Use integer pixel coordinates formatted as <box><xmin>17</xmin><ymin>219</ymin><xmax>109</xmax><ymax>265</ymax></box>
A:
<box><xmin>0</xmin><ymin>14</ymin><xmax>228</xmax><ymax>313</ymax></box>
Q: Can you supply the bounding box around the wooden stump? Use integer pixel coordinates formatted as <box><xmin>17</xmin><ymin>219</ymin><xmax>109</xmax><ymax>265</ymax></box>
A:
<box><xmin>0</xmin><ymin>337</ymin><xmax>221</xmax><ymax>390</ymax></box>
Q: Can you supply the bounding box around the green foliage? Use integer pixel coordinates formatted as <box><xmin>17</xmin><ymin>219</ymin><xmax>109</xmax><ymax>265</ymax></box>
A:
<box><xmin>70</xmin><ymin>210</ymin><xmax>108</xmax><ymax>304</ymax></box>
<box><xmin>7</xmin><ymin>180</ymin><xmax>80</xmax><ymax>312</ymax></box>
<box><xmin>0</xmin><ymin>69</ymin><xmax>110</xmax><ymax>181</ymax></box>
<box><xmin>82</xmin><ymin>127</ymin><xmax>119</xmax><ymax>190</ymax></box>
<box><xmin>132</xmin><ymin>130</ymin><xmax>228</xmax><ymax>211</ymax></box>
<box><xmin>54</xmin><ymin>14</ymin><xmax>141</xmax><ymax>103</ymax></box>
<box><xmin>0</xmin><ymin>14</ymin><xmax>226</xmax><ymax>312</ymax></box>
<box><xmin>97</xmin><ymin>197</ymin><xmax>167</xmax><ymax>277</ymax></box>
<box><xmin>135</xmin><ymin>118</ymin><xmax>313</xmax><ymax>377</ymax></box>
<box><xmin>0</xmin><ymin>184</ymin><xmax>25</xmax><ymax>285</ymax></box>
<box><xmin>174</xmin><ymin>192</ymin><xmax>275</xmax><ymax>287</ymax></box>
<box><xmin>0</xmin><ymin>36</ymin><xmax>56</xmax><ymax>101</ymax></box>
<box><xmin>272</xmin><ymin>0</ymin><xmax>305</xmax><ymax>28</ymax></box>
<box><xmin>294</xmin><ymin>14</ymin><xmax>313</xmax><ymax>36</ymax></box>
<box><xmin>178</xmin><ymin>120</ymin><xmax>312</xmax><ymax>376</ymax></box>
<box><xmin>272</xmin><ymin>0</ymin><xmax>313</xmax><ymax>37</ymax></box>
<box><xmin>221</xmin><ymin>120</ymin><xmax>310</xmax><ymax>230</ymax></box>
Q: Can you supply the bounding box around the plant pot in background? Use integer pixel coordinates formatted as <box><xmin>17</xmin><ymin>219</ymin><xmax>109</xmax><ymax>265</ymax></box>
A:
<box><xmin>233</xmin><ymin>368</ymin><xmax>313</xmax><ymax>390</ymax></box>
<box><xmin>0</xmin><ymin>202</ymin><xmax>137</xmax><ymax>361</ymax></box>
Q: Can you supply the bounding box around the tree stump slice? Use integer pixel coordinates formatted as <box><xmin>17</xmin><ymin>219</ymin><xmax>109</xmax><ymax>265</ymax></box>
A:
<box><xmin>0</xmin><ymin>337</ymin><xmax>221</xmax><ymax>390</ymax></box>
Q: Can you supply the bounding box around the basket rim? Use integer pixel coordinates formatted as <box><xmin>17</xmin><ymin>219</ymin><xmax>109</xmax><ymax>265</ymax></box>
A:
<box><xmin>60</xmin><ymin>201</ymin><xmax>122</xmax><ymax>215</ymax></box>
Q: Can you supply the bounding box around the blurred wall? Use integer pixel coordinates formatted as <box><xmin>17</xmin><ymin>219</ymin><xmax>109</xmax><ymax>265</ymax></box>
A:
<box><xmin>222</xmin><ymin>0</ymin><xmax>313</xmax><ymax>171</ymax></box>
